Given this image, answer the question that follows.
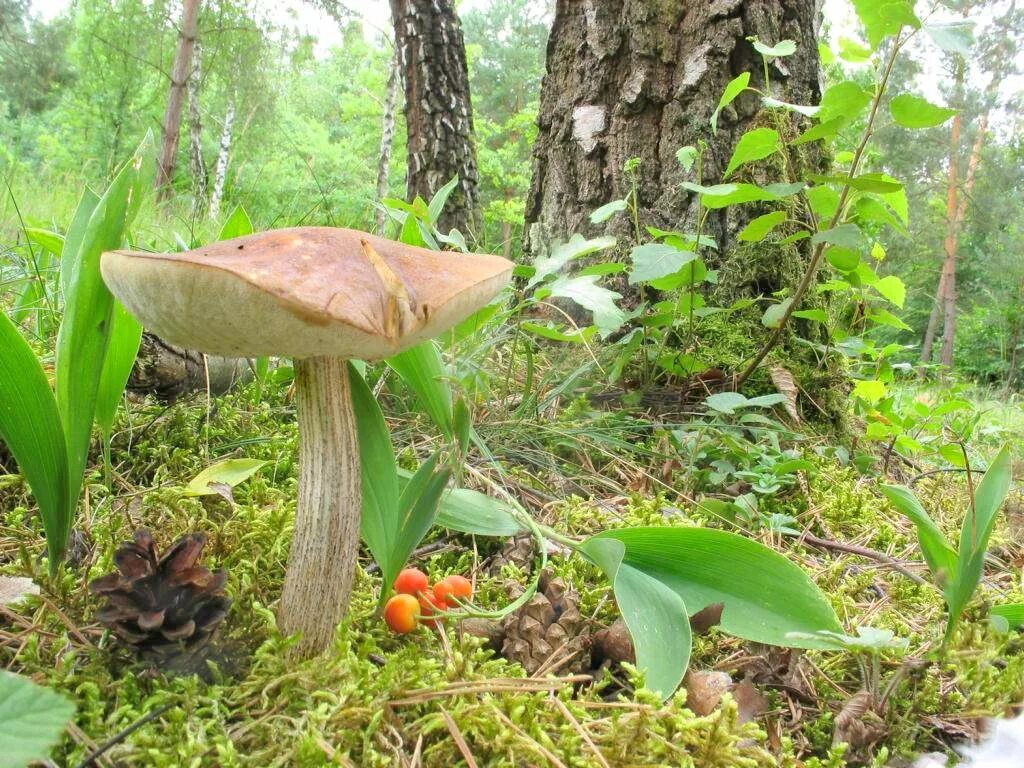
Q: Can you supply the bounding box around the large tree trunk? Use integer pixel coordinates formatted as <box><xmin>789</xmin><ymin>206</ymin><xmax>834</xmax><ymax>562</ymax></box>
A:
<box><xmin>155</xmin><ymin>0</ymin><xmax>201</xmax><ymax>199</ymax></box>
<box><xmin>526</xmin><ymin>1</ymin><xmax>836</xmax><ymax>417</ymax></box>
<box><xmin>375</xmin><ymin>49</ymin><xmax>401</xmax><ymax>231</ymax></box>
<box><xmin>187</xmin><ymin>42</ymin><xmax>207</xmax><ymax>209</ymax></box>
<box><xmin>389</xmin><ymin>0</ymin><xmax>481</xmax><ymax>236</ymax></box>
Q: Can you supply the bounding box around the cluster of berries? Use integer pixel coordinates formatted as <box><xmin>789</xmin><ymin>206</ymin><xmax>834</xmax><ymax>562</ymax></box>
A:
<box><xmin>383</xmin><ymin>567</ymin><xmax>473</xmax><ymax>633</ymax></box>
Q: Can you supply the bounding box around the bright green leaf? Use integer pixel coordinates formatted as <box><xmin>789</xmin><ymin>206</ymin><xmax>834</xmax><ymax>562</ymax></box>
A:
<box><xmin>0</xmin><ymin>671</ymin><xmax>75</xmax><ymax>768</ymax></box>
<box><xmin>724</xmin><ymin>128</ymin><xmax>780</xmax><ymax>178</ymax></box>
<box><xmin>184</xmin><ymin>458</ymin><xmax>267</xmax><ymax>497</ymax></box>
<box><xmin>711</xmin><ymin>72</ymin><xmax>750</xmax><ymax>134</ymax></box>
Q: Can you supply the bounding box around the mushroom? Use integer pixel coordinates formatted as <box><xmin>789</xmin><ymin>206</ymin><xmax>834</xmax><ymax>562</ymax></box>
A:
<box><xmin>100</xmin><ymin>227</ymin><xmax>512</xmax><ymax>655</ymax></box>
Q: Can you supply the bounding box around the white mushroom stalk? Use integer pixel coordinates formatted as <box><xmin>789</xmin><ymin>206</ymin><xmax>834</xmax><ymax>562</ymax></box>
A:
<box><xmin>100</xmin><ymin>227</ymin><xmax>512</xmax><ymax>656</ymax></box>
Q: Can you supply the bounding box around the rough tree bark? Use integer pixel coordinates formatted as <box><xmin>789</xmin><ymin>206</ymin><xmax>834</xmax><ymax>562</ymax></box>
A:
<box><xmin>375</xmin><ymin>49</ymin><xmax>401</xmax><ymax>231</ymax></box>
<box><xmin>389</xmin><ymin>0</ymin><xmax>481</xmax><ymax>236</ymax></box>
<box><xmin>526</xmin><ymin>0</ymin><xmax>837</xmax><ymax>417</ymax></box>
<box><xmin>155</xmin><ymin>0</ymin><xmax>201</xmax><ymax>199</ymax></box>
<box><xmin>208</xmin><ymin>96</ymin><xmax>235</xmax><ymax>220</ymax></box>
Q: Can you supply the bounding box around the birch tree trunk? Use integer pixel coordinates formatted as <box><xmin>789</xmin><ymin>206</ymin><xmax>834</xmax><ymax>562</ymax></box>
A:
<box><xmin>187</xmin><ymin>43</ymin><xmax>207</xmax><ymax>208</ymax></box>
<box><xmin>375</xmin><ymin>49</ymin><xmax>401</xmax><ymax>231</ymax></box>
<box><xmin>389</xmin><ymin>0</ymin><xmax>481</xmax><ymax>236</ymax></box>
<box><xmin>155</xmin><ymin>0</ymin><xmax>201</xmax><ymax>199</ymax></box>
<box><xmin>208</xmin><ymin>96</ymin><xmax>235</xmax><ymax>221</ymax></box>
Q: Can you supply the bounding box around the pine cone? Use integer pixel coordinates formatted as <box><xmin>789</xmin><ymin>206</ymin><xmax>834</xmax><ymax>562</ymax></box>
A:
<box><xmin>501</xmin><ymin>571</ymin><xmax>590</xmax><ymax>675</ymax></box>
<box><xmin>89</xmin><ymin>529</ymin><xmax>230</xmax><ymax>662</ymax></box>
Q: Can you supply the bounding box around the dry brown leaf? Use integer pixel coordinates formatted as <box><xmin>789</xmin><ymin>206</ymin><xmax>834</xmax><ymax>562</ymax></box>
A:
<box><xmin>732</xmin><ymin>678</ymin><xmax>768</xmax><ymax>724</ymax></box>
<box><xmin>683</xmin><ymin>669</ymin><xmax>733</xmax><ymax>716</ymax></box>
<box><xmin>833</xmin><ymin>689</ymin><xmax>887</xmax><ymax>750</ymax></box>
<box><xmin>769</xmin><ymin>365</ymin><xmax>800</xmax><ymax>423</ymax></box>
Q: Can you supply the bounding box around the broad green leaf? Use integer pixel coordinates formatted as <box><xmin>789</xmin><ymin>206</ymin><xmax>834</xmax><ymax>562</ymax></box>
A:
<box><xmin>95</xmin><ymin>300</ymin><xmax>143</xmax><ymax>441</ymax></box>
<box><xmin>762</xmin><ymin>298</ymin><xmax>793</xmax><ymax>329</ymax></box>
<box><xmin>418</xmin><ymin>477</ymin><xmax>524</xmax><ymax>537</ymax></box>
<box><xmin>817</xmin><ymin>81</ymin><xmax>872</xmax><ymax>125</ymax></box>
<box><xmin>853</xmin><ymin>378</ymin><xmax>885</xmax><ymax>404</ymax></box>
<box><xmin>676</xmin><ymin>146</ymin><xmax>698</xmax><ymax>171</ymax></box>
<box><xmin>24</xmin><ymin>228</ymin><xmax>64</xmax><ymax>257</ymax></box>
<box><xmin>826</xmin><ymin>247</ymin><xmax>861</xmax><ymax>272</ymax></box>
<box><xmin>838</xmin><ymin>37</ymin><xmax>872</xmax><ymax>62</ymax></box>
<box><xmin>852</xmin><ymin>0</ymin><xmax>920</xmax><ymax>48</ymax></box>
<box><xmin>59</xmin><ymin>188</ymin><xmax>99</xmax><ymax>298</ymax></box>
<box><xmin>217</xmin><ymin>205</ymin><xmax>254</xmax><ymax>241</ymax></box>
<box><xmin>923</xmin><ymin>20</ymin><xmax>974</xmax><ymax>55</ymax></box>
<box><xmin>874</xmin><ymin>275</ymin><xmax>906</xmax><ymax>307</ymax></box>
<box><xmin>350</xmin><ymin>363</ymin><xmax>401</xmax><ymax>579</ymax></box>
<box><xmin>793</xmin><ymin>117</ymin><xmax>846</xmax><ymax>145</ymax></box>
<box><xmin>427</xmin><ymin>176</ymin><xmax>460</xmax><ymax>226</ymax></box>
<box><xmin>711</xmin><ymin>72</ymin><xmax>750</xmax><ymax>134</ymax></box>
<box><xmin>386</xmin><ymin>341</ymin><xmax>454</xmax><ymax>439</ymax></box>
<box><xmin>549</xmin><ymin>275</ymin><xmax>626</xmax><ymax>338</ymax></box>
<box><xmin>388</xmin><ymin>454</ymin><xmax>451</xmax><ymax>588</ymax></box>
<box><xmin>867</xmin><ymin>308</ymin><xmax>912</xmax><ymax>331</ymax></box>
<box><xmin>704</xmin><ymin>392</ymin><xmax>748</xmax><ymax>414</ymax></box>
<box><xmin>629</xmin><ymin>243</ymin><xmax>696</xmax><ymax>285</ymax></box>
<box><xmin>0</xmin><ymin>671</ymin><xmax>75</xmax><ymax>768</ymax></box>
<box><xmin>951</xmin><ymin>445</ymin><xmax>1013</xmax><ymax>628</ymax></box>
<box><xmin>725</xmin><ymin>128</ymin><xmax>780</xmax><ymax>178</ymax></box>
<box><xmin>56</xmin><ymin>133</ymin><xmax>154</xmax><ymax>525</ymax></box>
<box><xmin>889</xmin><ymin>94</ymin><xmax>955</xmax><ymax>129</ymax></box>
<box><xmin>793</xmin><ymin>308</ymin><xmax>829</xmax><ymax>323</ymax></box>
<box><xmin>580</xmin><ymin>537</ymin><xmax>691</xmax><ymax>700</ymax></box>
<box><xmin>590</xmin><ymin>199</ymin><xmax>628</xmax><ymax>223</ymax></box>
<box><xmin>0</xmin><ymin>312</ymin><xmax>70</xmax><ymax>570</ymax></box>
<box><xmin>684</xmin><ymin>182</ymin><xmax>805</xmax><ymax>209</ymax></box>
<box><xmin>184</xmin><ymin>458</ymin><xmax>267</xmax><ymax>497</ymax></box>
<box><xmin>739</xmin><ymin>211</ymin><xmax>787</xmax><ymax>242</ymax></box>
<box><xmin>529</xmin><ymin>234</ymin><xmax>618</xmax><ymax>288</ymax></box>
<box><xmin>806</xmin><ymin>186</ymin><xmax>841</xmax><ymax>221</ymax></box>
<box><xmin>753</xmin><ymin>39</ymin><xmax>797</xmax><ymax>57</ymax></box>
<box><xmin>812</xmin><ymin>223</ymin><xmax>863</xmax><ymax>249</ymax></box>
<box><xmin>879</xmin><ymin>484</ymin><xmax>958</xmax><ymax>585</ymax></box>
<box><xmin>588</xmin><ymin>527</ymin><xmax>844</xmax><ymax>647</ymax></box>
<box><xmin>991</xmin><ymin>604</ymin><xmax>1024</xmax><ymax>629</ymax></box>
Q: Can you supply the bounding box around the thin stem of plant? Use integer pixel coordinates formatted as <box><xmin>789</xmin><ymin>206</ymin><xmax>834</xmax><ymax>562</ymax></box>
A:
<box><xmin>735</xmin><ymin>34</ymin><xmax>906</xmax><ymax>388</ymax></box>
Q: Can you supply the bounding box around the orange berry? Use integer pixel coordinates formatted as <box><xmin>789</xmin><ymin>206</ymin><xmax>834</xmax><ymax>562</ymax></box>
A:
<box><xmin>433</xmin><ymin>574</ymin><xmax>473</xmax><ymax>607</ymax></box>
<box><xmin>383</xmin><ymin>594</ymin><xmax>420</xmax><ymax>634</ymax></box>
<box><xmin>393</xmin><ymin>567</ymin><xmax>429</xmax><ymax>596</ymax></box>
<box><xmin>418</xmin><ymin>592</ymin><xmax>448</xmax><ymax>628</ymax></box>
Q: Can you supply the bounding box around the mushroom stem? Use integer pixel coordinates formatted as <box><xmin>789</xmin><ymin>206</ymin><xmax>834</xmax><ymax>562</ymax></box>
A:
<box><xmin>278</xmin><ymin>355</ymin><xmax>361</xmax><ymax>656</ymax></box>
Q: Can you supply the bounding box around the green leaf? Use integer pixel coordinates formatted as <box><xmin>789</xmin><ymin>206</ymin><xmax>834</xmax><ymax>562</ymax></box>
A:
<box><xmin>826</xmin><ymin>247</ymin><xmax>861</xmax><ymax>272</ymax></box>
<box><xmin>683</xmin><ymin>182</ymin><xmax>804</xmax><ymax>209</ymax></box>
<box><xmin>812</xmin><ymin>223</ymin><xmax>863</xmax><ymax>249</ymax></box>
<box><xmin>350</xmin><ymin>363</ymin><xmax>401</xmax><ymax>580</ymax></box>
<box><xmin>0</xmin><ymin>312</ymin><xmax>70</xmax><ymax>570</ymax></box>
<box><xmin>866</xmin><ymin>308</ymin><xmax>912</xmax><ymax>331</ymax></box>
<box><xmin>520</xmin><ymin>322</ymin><xmax>597</xmax><ymax>344</ymax></box>
<box><xmin>991</xmin><ymin>604</ymin><xmax>1024</xmax><ymax>629</ymax></box>
<box><xmin>388</xmin><ymin>455</ymin><xmax>451</xmax><ymax>588</ymax></box>
<box><xmin>0</xmin><ymin>671</ymin><xmax>75</xmax><ymax>768</ymax></box>
<box><xmin>889</xmin><ymin>94</ymin><xmax>955</xmax><ymax>129</ymax></box>
<box><xmin>793</xmin><ymin>308</ymin><xmax>829</xmax><ymax>323</ymax></box>
<box><xmin>549</xmin><ymin>275</ymin><xmax>626</xmax><ymax>338</ymax></box>
<box><xmin>386</xmin><ymin>341</ymin><xmax>454</xmax><ymax>440</ymax></box>
<box><xmin>852</xmin><ymin>379</ymin><xmax>885</xmax><ymax>404</ymax></box>
<box><xmin>421</xmin><ymin>478</ymin><xmax>525</xmax><ymax>537</ymax></box>
<box><xmin>94</xmin><ymin>300</ymin><xmax>143</xmax><ymax>442</ymax></box>
<box><xmin>24</xmin><ymin>228</ymin><xmax>64</xmax><ymax>257</ymax></box>
<box><xmin>738</xmin><ymin>211</ymin><xmax>787</xmax><ymax>242</ymax></box>
<box><xmin>676</xmin><ymin>146</ymin><xmax>698</xmax><ymax>171</ymax></box>
<box><xmin>817</xmin><ymin>81</ymin><xmax>872</xmax><ymax>125</ymax></box>
<box><xmin>629</xmin><ymin>244</ymin><xmax>697</xmax><ymax>285</ymax></box>
<box><xmin>951</xmin><ymin>445</ymin><xmax>1013</xmax><ymax>629</ymax></box>
<box><xmin>579</xmin><ymin>537</ymin><xmax>691</xmax><ymax>700</ymax></box>
<box><xmin>874</xmin><ymin>275</ymin><xmax>906</xmax><ymax>307</ymax></box>
<box><xmin>590</xmin><ymin>199</ymin><xmax>628</xmax><ymax>223</ymax></box>
<box><xmin>879</xmin><ymin>485</ymin><xmax>958</xmax><ymax>585</ymax></box>
<box><xmin>184</xmin><ymin>458</ymin><xmax>267</xmax><ymax>497</ymax></box>
<box><xmin>59</xmin><ymin>188</ymin><xmax>99</xmax><ymax>298</ymax></box>
<box><xmin>587</xmin><ymin>527</ymin><xmax>844</xmax><ymax>648</ymax></box>
<box><xmin>57</xmin><ymin>133</ymin><xmax>154</xmax><ymax>524</ymax></box>
<box><xmin>762</xmin><ymin>298</ymin><xmax>793</xmax><ymax>329</ymax></box>
<box><xmin>724</xmin><ymin>128</ymin><xmax>780</xmax><ymax>178</ymax></box>
<box><xmin>529</xmin><ymin>234</ymin><xmax>618</xmax><ymax>288</ymax></box>
<box><xmin>752</xmin><ymin>39</ymin><xmax>797</xmax><ymax>57</ymax></box>
<box><xmin>711</xmin><ymin>72</ymin><xmax>750</xmax><ymax>134</ymax></box>
<box><xmin>852</xmin><ymin>0</ymin><xmax>920</xmax><ymax>48</ymax></box>
<box><xmin>923</xmin><ymin>20</ymin><xmax>974</xmax><ymax>55</ymax></box>
<box><xmin>427</xmin><ymin>176</ymin><xmax>460</xmax><ymax>226</ymax></box>
<box><xmin>793</xmin><ymin>117</ymin><xmax>846</xmax><ymax>145</ymax></box>
<box><xmin>217</xmin><ymin>205</ymin><xmax>254</xmax><ymax>241</ymax></box>
<box><xmin>704</xmin><ymin>392</ymin><xmax>748</xmax><ymax>414</ymax></box>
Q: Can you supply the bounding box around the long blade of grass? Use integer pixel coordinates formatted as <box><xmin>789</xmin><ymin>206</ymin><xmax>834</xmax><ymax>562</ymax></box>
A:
<box><xmin>0</xmin><ymin>312</ymin><xmax>70</xmax><ymax>570</ymax></box>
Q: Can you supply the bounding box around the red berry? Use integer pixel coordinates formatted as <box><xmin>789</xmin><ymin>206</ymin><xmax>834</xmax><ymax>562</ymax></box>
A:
<box><xmin>383</xmin><ymin>594</ymin><xmax>420</xmax><ymax>634</ymax></box>
<box><xmin>418</xmin><ymin>592</ymin><xmax>448</xmax><ymax>628</ymax></box>
<box><xmin>433</xmin><ymin>574</ymin><xmax>473</xmax><ymax>607</ymax></box>
<box><xmin>393</xmin><ymin>568</ymin><xmax>429</xmax><ymax>596</ymax></box>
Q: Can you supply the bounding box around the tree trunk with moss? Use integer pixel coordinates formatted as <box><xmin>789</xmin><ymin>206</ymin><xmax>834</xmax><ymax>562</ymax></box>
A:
<box><xmin>526</xmin><ymin>0</ymin><xmax>846</xmax><ymax>425</ymax></box>
<box><xmin>390</xmin><ymin>0</ymin><xmax>482</xmax><ymax>237</ymax></box>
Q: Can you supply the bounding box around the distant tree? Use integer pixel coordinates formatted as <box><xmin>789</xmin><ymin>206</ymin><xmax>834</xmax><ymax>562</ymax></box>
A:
<box><xmin>389</xmin><ymin>0</ymin><xmax>481</xmax><ymax>236</ymax></box>
<box><xmin>155</xmin><ymin>0</ymin><xmax>201</xmax><ymax>199</ymax></box>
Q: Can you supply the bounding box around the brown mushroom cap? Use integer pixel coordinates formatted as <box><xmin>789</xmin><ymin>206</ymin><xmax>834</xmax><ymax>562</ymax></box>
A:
<box><xmin>101</xmin><ymin>227</ymin><xmax>513</xmax><ymax>360</ymax></box>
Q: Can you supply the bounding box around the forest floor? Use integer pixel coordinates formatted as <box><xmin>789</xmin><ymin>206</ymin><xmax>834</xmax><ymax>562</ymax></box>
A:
<box><xmin>1</xmin><ymin>361</ymin><xmax>1022</xmax><ymax>767</ymax></box>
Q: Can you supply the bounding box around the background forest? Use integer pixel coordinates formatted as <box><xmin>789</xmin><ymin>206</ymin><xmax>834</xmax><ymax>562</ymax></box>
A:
<box><xmin>1</xmin><ymin>0</ymin><xmax>1023</xmax><ymax>766</ymax></box>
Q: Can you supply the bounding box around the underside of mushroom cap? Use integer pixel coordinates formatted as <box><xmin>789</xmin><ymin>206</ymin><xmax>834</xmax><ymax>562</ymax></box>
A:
<box><xmin>101</xmin><ymin>227</ymin><xmax>513</xmax><ymax>360</ymax></box>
